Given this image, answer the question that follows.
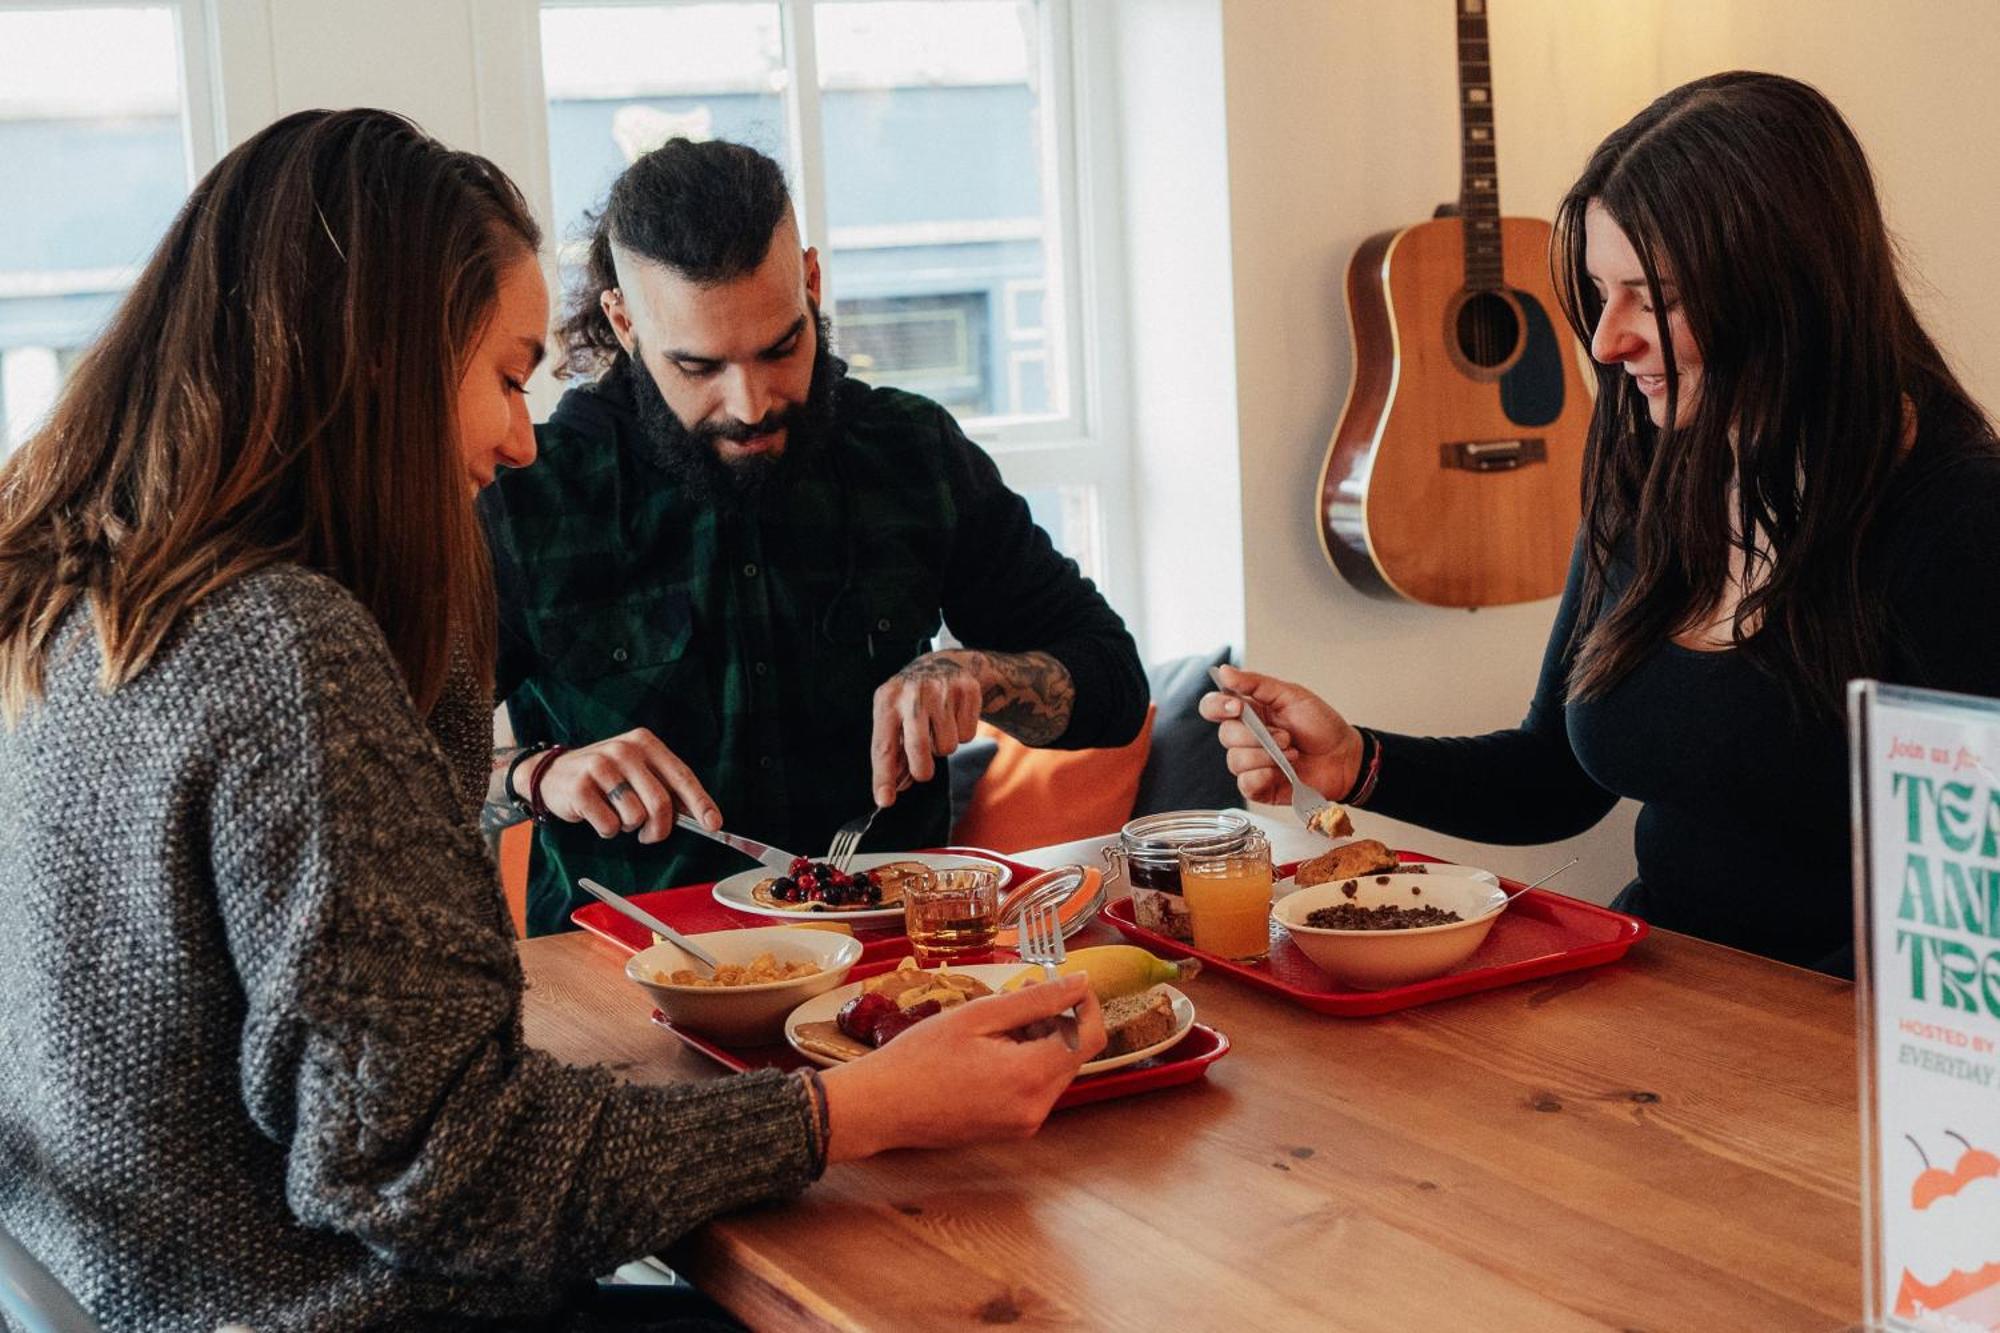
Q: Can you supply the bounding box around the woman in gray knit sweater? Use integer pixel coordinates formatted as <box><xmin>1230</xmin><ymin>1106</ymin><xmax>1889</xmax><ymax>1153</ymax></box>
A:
<box><xmin>0</xmin><ymin>110</ymin><xmax>1102</xmax><ymax>1332</ymax></box>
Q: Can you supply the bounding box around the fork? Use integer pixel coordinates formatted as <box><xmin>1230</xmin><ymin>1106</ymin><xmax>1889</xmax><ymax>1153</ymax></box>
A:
<box><xmin>1207</xmin><ymin>666</ymin><xmax>1342</xmax><ymax>835</ymax></box>
<box><xmin>1016</xmin><ymin>898</ymin><xmax>1080</xmax><ymax>1052</ymax></box>
<box><xmin>825</xmin><ymin>774</ymin><xmax>912</xmax><ymax>871</ymax></box>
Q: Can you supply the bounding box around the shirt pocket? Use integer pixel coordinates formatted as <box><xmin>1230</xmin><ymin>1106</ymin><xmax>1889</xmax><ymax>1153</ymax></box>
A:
<box><xmin>810</xmin><ymin>581</ymin><xmax>944</xmax><ymax>740</ymax></box>
<box><xmin>530</xmin><ymin>587</ymin><xmax>719</xmax><ymax>755</ymax></box>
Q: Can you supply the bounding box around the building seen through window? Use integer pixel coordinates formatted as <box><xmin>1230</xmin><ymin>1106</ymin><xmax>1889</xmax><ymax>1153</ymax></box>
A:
<box><xmin>540</xmin><ymin>1</ymin><xmax>1060</xmax><ymax>429</ymax></box>
<box><xmin>0</xmin><ymin>5</ymin><xmax>193</xmax><ymax>454</ymax></box>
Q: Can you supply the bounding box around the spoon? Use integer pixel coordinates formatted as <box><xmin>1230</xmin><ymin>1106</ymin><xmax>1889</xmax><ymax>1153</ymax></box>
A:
<box><xmin>1471</xmin><ymin>857</ymin><xmax>1580</xmax><ymax>920</ymax></box>
<box><xmin>578</xmin><ymin>877</ymin><xmax>722</xmax><ymax>975</ymax></box>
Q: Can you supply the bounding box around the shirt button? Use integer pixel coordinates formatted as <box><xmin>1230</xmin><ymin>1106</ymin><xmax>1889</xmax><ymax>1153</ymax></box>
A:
<box><xmin>876</xmin><ymin>618</ymin><xmax>891</xmax><ymax>632</ymax></box>
<box><xmin>759</xmin><ymin>755</ymin><xmax>774</xmax><ymax>770</ymax></box>
<box><xmin>742</xmin><ymin>563</ymin><xmax>759</xmax><ymax>578</ymax></box>
<box><xmin>612</xmin><ymin>648</ymin><xmax>628</xmax><ymax>663</ymax></box>
<box><xmin>754</xmin><ymin>661</ymin><xmax>768</xmax><ymax>676</ymax></box>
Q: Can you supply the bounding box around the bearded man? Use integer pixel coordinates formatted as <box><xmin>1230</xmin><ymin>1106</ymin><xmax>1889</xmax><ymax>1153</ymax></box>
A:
<box><xmin>479</xmin><ymin>138</ymin><xmax>1147</xmax><ymax>935</ymax></box>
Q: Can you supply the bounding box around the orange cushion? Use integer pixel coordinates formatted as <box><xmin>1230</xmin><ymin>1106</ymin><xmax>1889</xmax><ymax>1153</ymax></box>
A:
<box><xmin>949</xmin><ymin>704</ymin><xmax>1155</xmax><ymax>854</ymax></box>
<box><xmin>498</xmin><ymin>820</ymin><xmax>532</xmax><ymax>939</ymax></box>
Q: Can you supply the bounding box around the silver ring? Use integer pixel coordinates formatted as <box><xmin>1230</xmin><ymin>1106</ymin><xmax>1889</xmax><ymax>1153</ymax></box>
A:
<box><xmin>604</xmin><ymin>780</ymin><xmax>635</xmax><ymax>804</ymax></box>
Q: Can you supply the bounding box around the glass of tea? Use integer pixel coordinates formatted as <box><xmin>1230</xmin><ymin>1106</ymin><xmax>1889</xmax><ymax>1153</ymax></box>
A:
<box><xmin>1178</xmin><ymin>828</ymin><xmax>1275</xmax><ymax>963</ymax></box>
<box><xmin>903</xmin><ymin>864</ymin><xmax>1003</xmax><ymax>967</ymax></box>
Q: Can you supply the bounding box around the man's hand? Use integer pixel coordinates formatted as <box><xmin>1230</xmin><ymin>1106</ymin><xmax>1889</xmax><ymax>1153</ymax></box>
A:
<box><xmin>869</xmin><ymin>652</ymin><xmax>983</xmax><ymax>806</ymax></box>
<box><xmin>529</xmin><ymin>728</ymin><xmax>722</xmax><ymax>842</ymax></box>
<box><xmin>868</xmin><ymin>649</ymin><xmax>1077</xmax><ymax>807</ymax></box>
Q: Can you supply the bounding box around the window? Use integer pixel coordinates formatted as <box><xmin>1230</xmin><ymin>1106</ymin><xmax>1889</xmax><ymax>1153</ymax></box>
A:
<box><xmin>0</xmin><ymin>4</ymin><xmax>208</xmax><ymax>454</ymax></box>
<box><xmin>537</xmin><ymin>0</ymin><xmax>1116</xmax><ymax>586</ymax></box>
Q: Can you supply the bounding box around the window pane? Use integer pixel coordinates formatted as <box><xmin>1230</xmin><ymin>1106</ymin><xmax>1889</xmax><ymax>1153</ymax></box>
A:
<box><xmin>0</xmin><ymin>6</ymin><xmax>189</xmax><ymax>453</ymax></box>
<box><xmin>1017</xmin><ymin>482</ymin><xmax>1099</xmax><ymax>584</ymax></box>
<box><xmin>541</xmin><ymin>4</ymin><xmax>787</xmax><ymax>286</ymax></box>
<box><xmin>814</xmin><ymin>1</ymin><xmax>1063</xmax><ymax>428</ymax></box>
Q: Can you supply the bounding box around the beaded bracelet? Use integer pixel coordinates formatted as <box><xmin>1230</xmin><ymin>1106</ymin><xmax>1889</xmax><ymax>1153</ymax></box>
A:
<box><xmin>1341</xmin><ymin>728</ymin><xmax>1383</xmax><ymax>807</ymax></box>
<box><xmin>526</xmin><ymin>744</ymin><xmax>569</xmax><ymax>824</ymax></box>
<box><xmin>796</xmin><ymin>1068</ymin><xmax>831</xmax><ymax>1175</ymax></box>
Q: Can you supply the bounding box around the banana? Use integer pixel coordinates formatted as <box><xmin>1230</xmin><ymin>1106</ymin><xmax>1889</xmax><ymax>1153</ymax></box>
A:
<box><xmin>1002</xmin><ymin>944</ymin><xmax>1200</xmax><ymax>1002</ymax></box>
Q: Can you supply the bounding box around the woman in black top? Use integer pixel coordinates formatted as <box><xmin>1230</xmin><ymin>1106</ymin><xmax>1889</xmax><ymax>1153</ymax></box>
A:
<box><xmin>1206</xmin><ymin>72</ymin><xmax>2000</xmax><ymax>975</ymax></box>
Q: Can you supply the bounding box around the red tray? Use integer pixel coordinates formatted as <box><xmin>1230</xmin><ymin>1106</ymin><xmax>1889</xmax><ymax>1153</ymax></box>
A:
<box><xmin>650</xmin><ymin>1010</ymin><xmax>1231</xmax><ymax>1111</ymax></box>
<box><xmin>570</xmin><ymin>846</ymin><xmax>1043</xmax><ymax>965</ymax></box>
<box><xmin>1102</xmin><ymin>853</ymin><xmax>1649</xmax><ymax>1017</ymax></box>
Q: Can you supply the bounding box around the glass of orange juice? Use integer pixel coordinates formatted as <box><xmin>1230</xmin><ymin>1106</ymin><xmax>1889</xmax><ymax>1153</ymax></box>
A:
<box><xmin>1178</xmin><ymin>829</ymin><xmax>1274</xmax><ymax>962</ymax></box>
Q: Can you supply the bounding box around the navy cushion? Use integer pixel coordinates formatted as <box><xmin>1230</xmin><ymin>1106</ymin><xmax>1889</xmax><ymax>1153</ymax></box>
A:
<box><xmin>948</xmin><ymin>736</ymin><xmax>1001</xmax><ymax>832</ymax></box>
<box><xmin>1131</xmin><ymin>646</ymin><xmax>1238</xmax><ymax>816</ymax></box>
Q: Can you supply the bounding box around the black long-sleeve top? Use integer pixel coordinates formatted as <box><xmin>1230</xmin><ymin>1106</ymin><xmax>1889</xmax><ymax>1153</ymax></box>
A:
<box><xmin>1363</xmin><ymin>413</ymin><xmax>2000</xmax><ymax>972</ymax></box>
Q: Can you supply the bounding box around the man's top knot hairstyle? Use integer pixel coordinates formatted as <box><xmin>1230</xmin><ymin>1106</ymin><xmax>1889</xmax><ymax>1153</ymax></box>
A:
<box><xmin>556</xmin><ymin>138</ymin><xmax>795</xmax><ymax>379</ymax></box>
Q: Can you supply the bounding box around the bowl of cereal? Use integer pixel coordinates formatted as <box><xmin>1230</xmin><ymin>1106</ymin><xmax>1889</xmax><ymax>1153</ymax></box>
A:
<box><xmin>625</xmin><ymin>926</ymin><xmax>864</xmax><ymax>1044</ymax></box>
<box><xmin>1271</xmin><ymin>873</ymin><xmax>1508</xmax><ymax>990</ymax></box>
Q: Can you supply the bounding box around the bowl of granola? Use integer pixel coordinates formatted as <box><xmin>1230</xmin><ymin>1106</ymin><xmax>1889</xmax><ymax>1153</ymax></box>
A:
<box><xmin>626</xmin><ymin>926</ymin><xmax>863</xmax><ymax>1043</ymax></box>
<box><xmin>1271</xmin><ymin>872</ymin><xmax>1508</xmax><ymax>990</ymax></box>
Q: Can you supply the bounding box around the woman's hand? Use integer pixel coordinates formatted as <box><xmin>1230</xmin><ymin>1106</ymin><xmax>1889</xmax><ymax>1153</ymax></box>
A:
<box><xmin>817</xmin><ymin>976</ymin><xmax>1106</xmax><ymax>1162</ymax></box>
<box><xmin>1197</xmin><ymin>664</ymin><xmax>1364</xmax><ymax>807</ymax></box>
<box><xmin>525</xmin><ymin>728</ymin><xmax>721</xmax><ymax>843</ymax></box>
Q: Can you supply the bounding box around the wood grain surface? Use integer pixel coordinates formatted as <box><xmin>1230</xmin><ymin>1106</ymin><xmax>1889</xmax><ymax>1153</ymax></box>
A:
<box><xmin>521</xmin><ymin>924</ymin><xmax>1862</xmax><ymax>1331</ymax></box>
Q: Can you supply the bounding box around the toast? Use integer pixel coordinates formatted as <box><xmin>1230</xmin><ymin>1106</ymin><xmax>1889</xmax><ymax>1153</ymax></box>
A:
<box><xmin>1294</xmin><ymin>838</ymin><xmax>1397</xmax><ymax>888</ymax></box>
<box><xmin>1100</xmin><ymin>984</ymin><xmax>1180</xmax><ymax>1057</ymax></box>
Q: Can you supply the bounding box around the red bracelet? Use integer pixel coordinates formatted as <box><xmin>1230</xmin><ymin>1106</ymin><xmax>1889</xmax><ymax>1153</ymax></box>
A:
<box><xmin>527</xmin><ymin>744</ymin><xmax>569</xmax><ymax>824</ymax></box>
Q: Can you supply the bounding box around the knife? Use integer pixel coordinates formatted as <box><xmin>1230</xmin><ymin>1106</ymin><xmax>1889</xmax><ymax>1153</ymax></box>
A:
<box><xmin>673</xmin><ymin>813</ymin><xmax>800</xmax><ymax>874</ymax></box>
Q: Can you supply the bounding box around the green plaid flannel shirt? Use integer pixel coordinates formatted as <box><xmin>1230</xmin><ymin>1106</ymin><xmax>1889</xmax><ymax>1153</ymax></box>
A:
<box><xmin>481</xmin><ymin>368</ymin><xmax>1146</xmax><ymax>935</ymax></box>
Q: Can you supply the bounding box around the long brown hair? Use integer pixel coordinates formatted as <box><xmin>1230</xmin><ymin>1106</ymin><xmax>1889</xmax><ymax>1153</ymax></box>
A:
<box><xmin>0</xmin><ymin>108</ymin><xmax>540</xmax><ymax>721</ymax></box>
<box><xmin>1552</xmin><ymin>72</ymin><xmax>1990</xmax><ymax>720</ymax></box>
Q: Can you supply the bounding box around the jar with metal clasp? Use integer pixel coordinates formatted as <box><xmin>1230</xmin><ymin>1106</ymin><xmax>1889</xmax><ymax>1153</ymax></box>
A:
<box><xmin>1101</xmin><ymin>809</ymin><xmax>1253</xmax><ymax>941</ymax></box>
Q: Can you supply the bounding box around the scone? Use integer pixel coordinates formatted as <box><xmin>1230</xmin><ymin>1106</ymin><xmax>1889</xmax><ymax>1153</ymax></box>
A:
<box><xmin>1100</xmin><ymin>985</ymin><xmax>1181</xmax><ymax>1057</ymax></box>
<box><xmin>1294</xmin><ymin>838</ymin><xmax>1397</xmax><ymax>887</ymax></box>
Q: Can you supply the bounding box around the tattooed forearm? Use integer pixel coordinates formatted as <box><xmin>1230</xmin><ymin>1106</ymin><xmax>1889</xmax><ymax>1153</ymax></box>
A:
<box><xmin>965</xmin><ymin>649</ymin><xmax>1076</xmax><ymax>745</ymax></box>
<box><xmin>482</xmin><ymin>745</ymin><xmax>530</xmax><ymax>833</ymax></box>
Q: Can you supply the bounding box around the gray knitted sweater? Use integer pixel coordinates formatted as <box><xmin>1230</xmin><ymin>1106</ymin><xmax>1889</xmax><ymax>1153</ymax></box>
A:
<box><xmin>0</xmin><ymin>565</ymin><xmax>819</xmax><ymax>1331</ymax></box>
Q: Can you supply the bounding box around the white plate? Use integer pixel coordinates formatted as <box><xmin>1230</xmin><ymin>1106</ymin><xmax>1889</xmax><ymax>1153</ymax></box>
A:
<box><xmin>1274</xmin><ymin>859</ymin><xmax>1500</xmax><ymax>899</ymax></box>
<box><xmin>782</xmin><ymin>964</ymin><xmax>1195</xmax><ymax>1075</ymax></box>
<box><xmin>711</xmin><ymin>851</ymin><xmax>1014</xmax><ymax>924</ymax></box>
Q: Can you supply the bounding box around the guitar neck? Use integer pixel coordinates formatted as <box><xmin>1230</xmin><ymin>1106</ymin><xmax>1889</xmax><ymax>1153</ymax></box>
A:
<box><xmin>1456</xmin><ymin>0</ymin><xmax>1503</xmax><ymax>290</ymax></box>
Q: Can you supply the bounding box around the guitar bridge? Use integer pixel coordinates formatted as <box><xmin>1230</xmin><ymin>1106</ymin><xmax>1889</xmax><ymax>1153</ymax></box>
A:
<box><xmin>1439</xmin><ymin>438</ymin><xmax>1547</xmax><ymax>472</ymax></box>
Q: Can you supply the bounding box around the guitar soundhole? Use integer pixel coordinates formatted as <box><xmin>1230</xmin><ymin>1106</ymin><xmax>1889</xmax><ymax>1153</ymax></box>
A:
<box><xmin>1455</xmin><ymin>291</ymin><xmax>1521</xmax><ymax>369</ymax></box>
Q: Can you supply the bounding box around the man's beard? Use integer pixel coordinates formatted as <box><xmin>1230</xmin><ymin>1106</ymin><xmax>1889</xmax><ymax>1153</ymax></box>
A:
<box><xmin>626</xmin><ymin>307</ymin><xmax>844</xmax><ymax>505</ymax></box>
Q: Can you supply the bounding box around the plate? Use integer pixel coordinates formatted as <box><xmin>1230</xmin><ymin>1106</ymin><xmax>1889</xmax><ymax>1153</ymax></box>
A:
<box><xmin>781</xmin><ymin>963</ymin><xmax>1196</xmax><ymax>1075</ymax></box>
<box><xmin>1274</xmin><ymin>859</ymin><xmax>1499</xmax><ymax>898</ymax></box>
<box><xmin>710</xmin><ymin>851</ymin><xmax>1014</xmax><ymax>924</ymax></box>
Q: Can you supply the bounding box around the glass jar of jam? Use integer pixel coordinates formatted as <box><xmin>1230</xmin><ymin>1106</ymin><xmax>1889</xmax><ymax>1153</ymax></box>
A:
<box><xmin>1102</xmin><ymin>810</ymin><xmax>1253</xmax><ymax>941</ymax></box>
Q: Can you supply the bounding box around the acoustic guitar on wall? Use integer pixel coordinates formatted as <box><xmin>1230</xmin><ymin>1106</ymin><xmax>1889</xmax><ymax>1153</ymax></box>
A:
<box><xmin>1317</xmin><ymin>0</ymin><xmax>1591</xmax><ymax>608</ymax></box>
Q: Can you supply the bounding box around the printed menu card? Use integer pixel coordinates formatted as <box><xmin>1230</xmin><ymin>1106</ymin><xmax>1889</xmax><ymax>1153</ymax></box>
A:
<box><xmin>1853</xmin><ymin>680</ymin><xmax>2000</xmax><ymax>1331</ymax></box>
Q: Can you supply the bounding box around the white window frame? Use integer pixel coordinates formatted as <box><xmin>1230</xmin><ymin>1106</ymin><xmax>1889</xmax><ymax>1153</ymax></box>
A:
<box><xmin>525</xmin><ymin>0</ymin><xmax>1138</xmax><ymax>621</ymax></box>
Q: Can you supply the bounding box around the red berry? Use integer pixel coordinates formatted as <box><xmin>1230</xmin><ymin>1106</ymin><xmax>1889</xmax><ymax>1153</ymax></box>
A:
<box><xmin>838</xmin><ymin>992</ymin><xmax>896</xmax><ymax>1043</ymax></box>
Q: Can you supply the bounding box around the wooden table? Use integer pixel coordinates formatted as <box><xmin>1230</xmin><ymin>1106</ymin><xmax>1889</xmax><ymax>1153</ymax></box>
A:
<box><xmin>520</xmin><ymin>924</ymin><xmax>1863</xmax><ymax>1331</ymax></box>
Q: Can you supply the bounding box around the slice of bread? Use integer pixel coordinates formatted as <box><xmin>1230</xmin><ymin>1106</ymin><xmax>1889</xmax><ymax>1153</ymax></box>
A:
<box><xmin>1294</xmin><ymin>838</ymin><xmax>1397</xmax><ymax>887</ymax></box>
<box><xmin>1100</xmin><ymin>984</ymin><xmax>1180</xmax><ymax>1057</ymax></box>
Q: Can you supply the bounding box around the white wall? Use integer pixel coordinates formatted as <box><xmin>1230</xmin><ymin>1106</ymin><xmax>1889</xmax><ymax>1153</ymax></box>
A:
<box><xmin>1211</xmin><ymin>0</ymin><xmax>2000</xmax><ymax>900</ymax></box>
